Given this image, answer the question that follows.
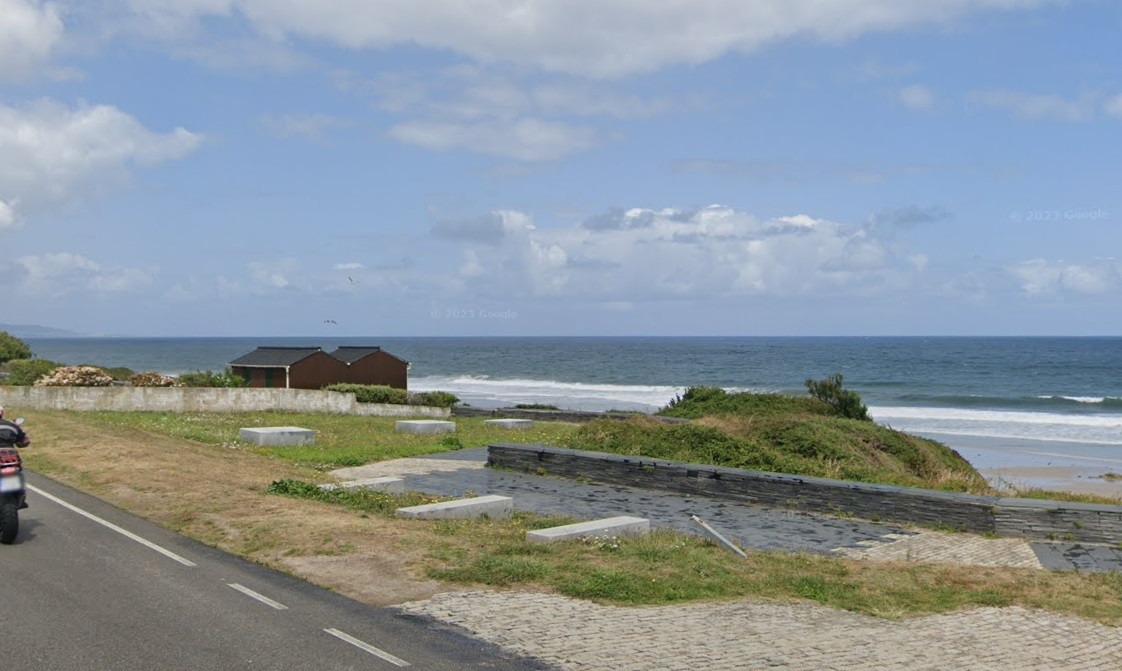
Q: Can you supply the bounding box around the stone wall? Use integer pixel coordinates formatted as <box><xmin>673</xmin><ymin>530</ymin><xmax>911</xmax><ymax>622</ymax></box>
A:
<box><xmin>0</xmin><ymin>386</ymin><xmax>450</xmax><ymax>418</ymax></box>
<box><xmin>487</xmin><ymin>443</ymin><xmax>1122</xmax><ymax>543</ymax></box>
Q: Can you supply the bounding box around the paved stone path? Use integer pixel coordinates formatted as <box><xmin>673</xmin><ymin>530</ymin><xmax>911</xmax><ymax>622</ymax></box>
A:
<box><xmin>333</xmin><ymin>450</ymin><xmax>1122</xmax><ymax>670</ymax></box>
<box><xmin>395</xmin><ymin>591</ymin><xmax>1122</xmax><ymax>671</ymax></box>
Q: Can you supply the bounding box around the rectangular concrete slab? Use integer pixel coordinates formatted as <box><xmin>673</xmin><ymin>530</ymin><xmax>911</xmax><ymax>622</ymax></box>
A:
<box><xmin>318</xmin><ymin>477</ymin><xmax>404</xmax><ymax>494</ymax></box>
<box><xmin>395</xmin><ymin>420</ymin><xmax>456</xmax><ymax>434</ymax></box>
<box><xmin>484</xmin><ymin>419</ymin><xmax>534</xmax><ymax>429</ymax></box>
<box><xmin>238</xmin><ymin>426</ymin><xmax>315</xmax><ymax>446</ymax></box>
<box><xmin>527</xmin><ymin>516</ymin><xmax>650</xmax><ymax>544</ymax></box>
<box><xmin>395</xmin><ymin>494</ymin><xmax>513</xmax><ymax>520</ymax></box>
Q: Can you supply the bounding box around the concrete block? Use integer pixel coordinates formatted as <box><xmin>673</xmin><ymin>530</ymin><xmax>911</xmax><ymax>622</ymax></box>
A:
<box><xmin>395</xmin><ymin>494</ymin><xmax>513</xmax><ymax>520</ymax></box>
<box><xmin>318</xmin><ymin>477</ymin><xmax>404</xmax><ymax>494</ymax></box>
<box><xmin>395</xmin><ymin>420</ymin><xmax>456</xmax><ymax>434</ymax></box>
<box><xmin>526</xmin><ymin>516</ymin><xmax>650</xmax><ymax>544</ymax></box>
<box><xmin>484</xmin><ymin>419</ymin><xmax>534</xmax><ymax>429</ymax></box>
<box><xmin>238</xmin><ymin>426</ymin><xmax>315</xmax><ymax>446</ymax></box>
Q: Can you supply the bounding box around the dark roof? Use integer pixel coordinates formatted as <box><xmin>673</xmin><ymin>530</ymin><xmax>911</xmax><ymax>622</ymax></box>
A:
<box><xmin>329</xmin><ymin>346</ymin><xmax>409</xmax><ymax>365</ymax></box>
<box><xmin>229</xmin><ymin>347</ymin><xmax>323</xmax><ymax>367</ymax></box>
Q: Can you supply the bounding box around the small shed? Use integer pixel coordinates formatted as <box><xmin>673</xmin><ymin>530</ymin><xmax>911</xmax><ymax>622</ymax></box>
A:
<box><xmin>228</xmin><ymin>347</ymin><xmax>349</xmax><ymax>390</ymax></box>
<box><xmin>330</xmin><ymin>346</ymin><xmax>410</xmax><ymax>390</ymax></box>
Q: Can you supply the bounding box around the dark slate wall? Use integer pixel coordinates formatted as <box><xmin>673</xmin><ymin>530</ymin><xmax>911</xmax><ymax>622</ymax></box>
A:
<box><xmin>487</xmin><ymin>443</ymin><xmax>1122</xmax><ymax>543</ymax></box>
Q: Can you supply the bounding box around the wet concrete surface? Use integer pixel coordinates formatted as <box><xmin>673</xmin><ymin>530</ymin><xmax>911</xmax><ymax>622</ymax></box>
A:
<box><xmin>1031</xmin><ymin>541</ymin><xmax>1122</xmax><ymax>572</ymax></box>
<box><xmin>406</xmin><ymin>448</ymin><xmax>1122</xmax><ymax>572</ymax></box>
<box><xmin>410</xmin><ymin>448</ymin><xmax>915</xmax><ymax>555</ymax></box>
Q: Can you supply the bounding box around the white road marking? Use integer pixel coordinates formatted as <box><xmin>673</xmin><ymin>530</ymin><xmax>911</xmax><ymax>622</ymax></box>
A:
<box><xmin>324</xmin><ymin>628</ymin><xmax>411</xmax><ymax>667</ymax></box>
<box><xmin>228</xmin><ymin>583</ymin><xmax>288</xmax><ymax>610</ymax></box>
<box><xmin>26</xmin><ymin>484</ymin><xmax>196</xmax><ymax>567</ymax></box>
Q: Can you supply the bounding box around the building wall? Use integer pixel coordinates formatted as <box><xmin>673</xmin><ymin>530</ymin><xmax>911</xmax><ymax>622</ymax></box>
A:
<box><xmin>0</xmin><ymin>386</ymin><xmax>449</xmax><ymax>417</ymax></box>
<box><xmin>345</xmin><ymin>351</ymin><xmax>409</xmax><ymax>389</ymax></box>
<box><xmin>289</xmin><ymin>351</ymin><xmax>351</xmax><ymax>389</ymax></box>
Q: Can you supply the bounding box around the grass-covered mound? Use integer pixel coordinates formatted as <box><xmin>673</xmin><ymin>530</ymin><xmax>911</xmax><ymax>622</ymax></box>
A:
<box><xmin>561</xmin><ymin>386</ymin><xmax>987</xmax><ymax>493</ymax></box>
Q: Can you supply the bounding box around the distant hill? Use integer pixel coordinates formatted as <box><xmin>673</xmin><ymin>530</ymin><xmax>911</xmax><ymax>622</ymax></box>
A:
<box><xmin>0</xmin><ymin>324</ymin><xmax>84</xmax><ymax>338</ymax></box>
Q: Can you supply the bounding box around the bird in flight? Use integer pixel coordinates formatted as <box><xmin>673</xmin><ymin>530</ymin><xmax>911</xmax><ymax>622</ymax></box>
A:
<box><xmin>348</xmin><ymin>276</ymin><xmax>360</xmax><ymax>285</ymax></box>
<box><xmin>324</xmin><ymin>319</ymin><xmax>337</xmax><ymax>325</ymax></box>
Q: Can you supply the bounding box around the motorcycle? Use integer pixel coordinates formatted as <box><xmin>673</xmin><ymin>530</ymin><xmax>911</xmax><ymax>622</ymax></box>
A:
<box><xmin>0</xmin><ymin>418</ymin><xmax>27</xmax><ymax>545</ymax></box>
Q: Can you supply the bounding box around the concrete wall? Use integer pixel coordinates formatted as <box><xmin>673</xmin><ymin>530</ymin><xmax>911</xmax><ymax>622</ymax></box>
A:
<box><xmin>487</xmin><ymin>443</ymin><xmax>1122</xmax><ymax>543</ymax></box>
<box><xmin>0</xmin><ymin>386</ymin><xmax>449</xmax><ymax>418</ymax></box>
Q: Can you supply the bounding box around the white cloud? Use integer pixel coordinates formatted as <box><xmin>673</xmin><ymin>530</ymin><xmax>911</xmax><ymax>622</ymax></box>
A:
<box><xmin>1007</xmin><ymin>259</ymin><xmax>1121</xmax><ymax>295</ymax></box>
<box><xmin>16</xmin><ymin>252</ymin><xmax>152</xmax><ymax>295</ymax></box>
<box><xmin>898</xmin><ymin>84</ymin><xmax>935</xmax><ymax>111</ymax></box>
<box><xmin>0</xmin><ymin>0</ymin><xmax>66</xmax><ymax>82</ymax></box>
<box><xmin>1105</xmin><ymin>94</ymin><xmax>1122</xmax><ymax>119</ymax></box>
<box><xmin>447</xmin><ymin>204</ymin><xmax>922</xmax><ymax>301</ymax></box>
<box><xmin>259</xmin><ymin>113</ymin><xmax>352</xmax><ymax>140</ymax></box>
<box><xmin>248</xmin><ymin>259</ymin><xmax>309</xmax><ymax>291</ymax></box>
<box><xmin>0</xmin><ymin>198</ymin><xmax>17</xmax><ymax>229</ymax></box>
<box><xmin>970</xmin><ymin>90</ymin><xmax>1098</xmax><ymax>122</ymax></box>
<box><xmin>0</xmin><ymin>99</ymin><xmax>203</xmax><ymax>218</ymax></box>
<box><xmin>115</xmin><ymin>0</ymin><xmax>1060</xmax><ymax>79</ymax></box>
<box><xmin>332</xmin><ymin>262</ymin><xmax>364</xmax><ymax>270</ymax></box>
<box><xmin>388</xmin><ymin>117</ymin><xmax>599</xmax><ymax>161</ymax></box>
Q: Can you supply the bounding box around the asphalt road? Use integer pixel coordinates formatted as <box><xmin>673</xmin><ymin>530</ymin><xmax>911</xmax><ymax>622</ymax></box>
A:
<box><xmin>2</xmin><ymin>471</ymin><xmax>551</xmax><ymax>671</ymax></box>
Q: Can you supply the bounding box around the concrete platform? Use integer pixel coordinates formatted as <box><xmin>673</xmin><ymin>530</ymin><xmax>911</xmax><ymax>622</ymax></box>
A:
<box><xmin>395</xmin><ymin>420</ymin><xmax>456</xmax><ymax>434</ymax></box>
<box><xmin>238</xmin><ymin>426</ymin><xmax>315</xmax><ymax>446</ymax></box>
<box><xmin>395</xmin><ymin>494</ymin><xmax>513</xmax><ymax>520</ymax></box>
<box><xmin>484</xmin><ymin>419</ymin><xmax>534</xmax><ymax>429</ymax></box>
<box><xmin>318</xmin><ymin>477</ymin><xmax>404</xmax><ymax>494</ymax></box>
<box><xmin>526</xmin><ymin>516</ymin><xmax>650</xmax><ymax>544</ymax></box>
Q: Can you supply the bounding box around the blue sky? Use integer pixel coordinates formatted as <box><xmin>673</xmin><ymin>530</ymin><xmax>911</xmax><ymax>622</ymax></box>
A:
<box><xmin>1</xmin><ymin>1</ymin><xmax>1120</xmax><ymax>337</ymax></box>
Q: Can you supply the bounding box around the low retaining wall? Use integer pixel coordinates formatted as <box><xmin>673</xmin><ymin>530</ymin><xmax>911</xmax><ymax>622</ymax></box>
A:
<box><xmin>488</xmin><ymin>443</ymin><xmax>1122</xmax><ymax>544</ymax></box>
<box><xmin>0</xmin><ymin>386</ymin><xmax>450</xmax><ymax>418</ymax></box>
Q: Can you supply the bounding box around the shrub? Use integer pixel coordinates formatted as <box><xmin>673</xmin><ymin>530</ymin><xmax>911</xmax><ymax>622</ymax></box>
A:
<box><xmin>35</xmin><ymin>365</ymin><xmax>114</xmax><ymax>387</ymax></box>
<box><xmin>0</xmin><ymin>332</ymin><xmax>31</xmax><ymax>364</ymax></box>
<box><xmin>99</xmin><ymin>366</ymin><xmax>135</xmax><ymax>382</ymax></box>
<box><xmin>408</xmin><ymin>391</ymin><xmax>460</xmax><ymax>408</ymax></box>
<box><xmin>129</xmin><ymin>371</ymin><xmax>183</xmax><ymax>387</ymax></box>
<box><xmin>805</xmin><ymin>373</ymin><xmax>870</xmax><ymax>421</ymax></box>
<box><xmin>177</xmin><ymin>369</ymin><xmax>247</xmax><ymax>388</ymax></box>
<box><xmin>325</xmin><ymin>383</ymin><xmax>409</xmax><ymax>404</ymax></box>
<box><xmin>2</xmin><ymin>358</ymin><xmax>61</xmax><ymax>385</ymax></box>
<box><xmin>658</xmin><ymin>386</ymin><xmax>830</xmax><ymax>419</ymax></box>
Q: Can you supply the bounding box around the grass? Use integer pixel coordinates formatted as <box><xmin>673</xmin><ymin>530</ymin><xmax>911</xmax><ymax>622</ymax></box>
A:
<box><xmin>77</xmin><ymin>410</ymin><xmax>580</xmax><ymax>470</ymax></box>
<box><xmin>17</xmin><ymin>408</ymin><xmax>1122</xmax><ymax>626</ymax></box>
<box><xmin>415</xmin><ymin>513</ymin><xmax>1122</xmax><ymax>622</ymax></box>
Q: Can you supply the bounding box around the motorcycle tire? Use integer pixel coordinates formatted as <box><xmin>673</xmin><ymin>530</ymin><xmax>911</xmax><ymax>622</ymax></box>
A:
<box><xmin>0</xmin><ymin>499</ymin><xmax>18</xmax><ymax>544</ymax></box>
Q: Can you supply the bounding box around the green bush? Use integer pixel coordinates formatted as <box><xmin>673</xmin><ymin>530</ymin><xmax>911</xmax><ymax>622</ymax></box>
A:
<box><xmin>805</xmin><ymin>373</ymin><xmax>869</xmax><ymax>421</ymax></box>
<box><xmin>408</xmin><ymin>391</ymin><xmax>460</xmax><ymax>408</ymax></box>
<box><xmin>0</xmin><ymin>332</ymin><xmax>31</xmax><ymax>364</ymax></box>
<box><xmin>177</xmin><ymin>368</ymin><xmax>248</xmax><ymax>388</ymax></box>
<box><xmin>98</xmin><ymin>366</ymin><xmax>136</xmax><ymax>382</ymax></box>
<box><xmin>325</xmin><ymin>383</ymin><xmax>409</xmax><ymax>404</ymax></box>
<box><xmin>658</xmin><ymin>386</ymin><xmax>831</xmax><ymax>419</ymax></box>
<box><xmin>2</xmin><ymin>358</ymin><xmax>61</xmax><ymax>385</ymax></box>
<box><xmin>130</xmin><ymin>371</ymin><xmax>183</xmax><ymax>387</ymax></box>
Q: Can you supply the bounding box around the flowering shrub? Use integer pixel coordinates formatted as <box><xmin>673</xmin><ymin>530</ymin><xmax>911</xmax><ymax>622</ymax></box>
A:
<box><xmin>35</xmin><ymin>365</ymin><xmax>115</xmax><ymax>387</ymax></box>
<box><xmin>129</xmin><ymin>371</ymin><xmax>183</xmax><ymax>387</ymax></box>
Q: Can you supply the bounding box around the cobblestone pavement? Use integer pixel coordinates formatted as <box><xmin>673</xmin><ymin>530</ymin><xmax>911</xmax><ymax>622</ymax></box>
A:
<box><xmin>395</xmin><ymin>591</ymin><xmax>1122</xmax><ymax>671</ymax></box>
<box><xmin>335</xmin><ymin>451</ymin><xmax>1122</xmax><ymax>670</ymax></box>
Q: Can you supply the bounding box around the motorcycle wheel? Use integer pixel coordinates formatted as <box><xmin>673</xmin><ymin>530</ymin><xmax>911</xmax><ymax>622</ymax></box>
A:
<box><xmin>0</xmin><ymin>499</ymin><xmax>18</xmax><ymax>544</ymax></box>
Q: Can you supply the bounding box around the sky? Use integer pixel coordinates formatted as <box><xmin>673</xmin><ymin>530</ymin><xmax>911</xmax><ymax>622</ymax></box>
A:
<box><xmin>1</xmin><ymin>0</ymin><xmax>1120</xmax><ymax>337</ymax></box>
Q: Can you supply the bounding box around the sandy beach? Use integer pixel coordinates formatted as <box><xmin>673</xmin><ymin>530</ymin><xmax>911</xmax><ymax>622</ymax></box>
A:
<box><xmin>922</xmin><ymin>432</ymin><xmax>1122</xmax><ymax>501</ymax></box>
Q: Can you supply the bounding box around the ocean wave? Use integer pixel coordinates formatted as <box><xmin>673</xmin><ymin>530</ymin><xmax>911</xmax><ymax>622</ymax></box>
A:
<box><xmin>409</xmin><ymin>375</ymin><xmax>685</xmax><ymax>412</ymax></box>
<box><xmin>894</xmin><ymin>393</ymin><xmax>1122</xmax><ymax>411</ymax></box>
<box><xmin>870</xmin><ymin>405</ymin><xmax>1122</xmax><ymax>446</ymax></box>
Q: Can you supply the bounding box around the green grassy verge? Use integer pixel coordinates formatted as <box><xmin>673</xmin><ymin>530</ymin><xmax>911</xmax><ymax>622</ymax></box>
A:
<box><xmin>78</xmin><ymin>411</ymin><xmax>580</xmax><ymax>470</ymax></box>
<box><xmin>268</xmin><ymin>477</ymin><xmax>1122</xmax><ymax>622</ymax></box>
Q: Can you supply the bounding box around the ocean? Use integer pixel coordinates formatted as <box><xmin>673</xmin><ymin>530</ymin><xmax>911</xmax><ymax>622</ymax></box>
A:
<box><xmin>18</xmin><ymin>336</ymin><xmax>1122</xmax><ymax>474</ymax></box>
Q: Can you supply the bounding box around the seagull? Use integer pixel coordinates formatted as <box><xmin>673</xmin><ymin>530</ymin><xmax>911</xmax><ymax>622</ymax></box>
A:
<box><xmin>324</xmin><ymin>319</ymin><xmax>337</xmax><ymax>325</ymax></box>
<box><xmin>347</xmin><ymin>276</ymin><xmax>360</xmax><ymax>285</ymax></box>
